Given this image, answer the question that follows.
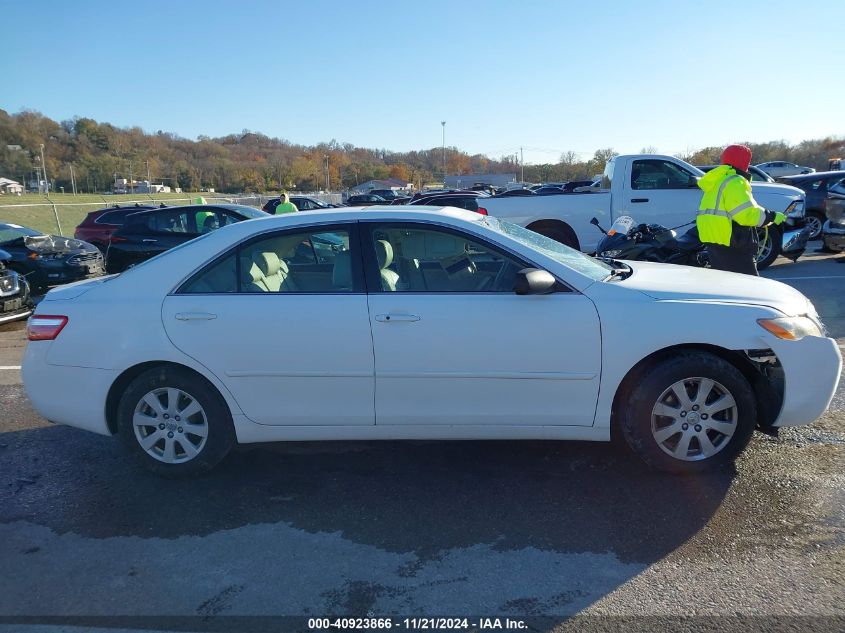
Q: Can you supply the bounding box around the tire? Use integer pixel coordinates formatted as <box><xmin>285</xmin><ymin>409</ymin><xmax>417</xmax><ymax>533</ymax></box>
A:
<box><xmin>754</xmin><ymin>225</ymin><xmax>780</xmax><ymax>271</ymax></box>
<box><xmin>620</xmin><ymin>351</ymin><xmax>757</xmax><ymax>474</ymax></box>
<box><xmin>805</xmin><ymin>211</ymin><xmax>824</xmax><ymax>241</ymax></box>
<box><xmin>117</xmin><ymin>366</ymin><xmax>235</xmax><ymax>477</ymax></box>
<box><xmin>530</xmin><ymin>223</ymin><xmax>579</xmax><ymax>249</ymax></box>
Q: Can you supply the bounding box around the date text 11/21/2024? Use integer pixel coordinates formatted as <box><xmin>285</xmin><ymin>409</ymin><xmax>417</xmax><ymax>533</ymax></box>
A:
<box><xmin>307</xmin><ymin>618</ymin><xmax>528</xmax><ymax>630</ymax></box>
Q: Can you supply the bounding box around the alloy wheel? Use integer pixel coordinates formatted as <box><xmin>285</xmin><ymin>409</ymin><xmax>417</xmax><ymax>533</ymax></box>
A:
<box><xmin>805</xmin><ymin>215</ymin><xmax>823</xmax><ymax>241</ymax></box>
<box><xmin>651</xmin><ymin>377</ymin><xmax>738</xmax><ymax>461</ymax></box>
<box><xmin>133</xmin><ymin>388</ymin><xmax>209</xmax><ymax>463</ymax></box>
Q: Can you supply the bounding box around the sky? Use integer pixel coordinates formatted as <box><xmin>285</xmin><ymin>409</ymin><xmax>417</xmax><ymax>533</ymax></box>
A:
<box><xmin>2</xmin><ymin>0</ymin><xmax>843</xmax><ymax>165</ymax></box>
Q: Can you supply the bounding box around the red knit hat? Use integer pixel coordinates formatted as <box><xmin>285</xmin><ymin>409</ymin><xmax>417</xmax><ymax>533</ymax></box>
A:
<box><xmin>721</xmin><ymin>144</ymin><xmax>753</xmax><ymax>172</ymax></box>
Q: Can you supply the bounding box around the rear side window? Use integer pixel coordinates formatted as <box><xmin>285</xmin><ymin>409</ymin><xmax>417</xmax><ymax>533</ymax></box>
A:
<box><xmin>179</xmin><ymin>225</ymin><xmax>358</xmax><ymax>294</ymax></box>
<box><xmin>631</xmin><ymin>160</ymin><xmax>696</xmax><ymax>190</ymax></box>
<box><xmin>96</xmin><ymin>210</ymin><xmax>134</xmax><ymax>225</ymax></box>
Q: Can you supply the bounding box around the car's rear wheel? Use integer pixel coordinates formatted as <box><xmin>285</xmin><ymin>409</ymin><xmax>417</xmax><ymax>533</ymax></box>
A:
<box><xmin>620</xmin><ymin>352</ymin><xmax>757</xmax><ymax>474</ymax></box>
<box><xmin>117</xmin><ymin>366</ymin><xmax>235</xmax><ymax>477</ymax></box>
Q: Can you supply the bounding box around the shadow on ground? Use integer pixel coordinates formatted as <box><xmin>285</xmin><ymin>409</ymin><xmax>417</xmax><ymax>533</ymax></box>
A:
<box><xmin>1</xmin><ymin>424</ymin><xmax>734</xmax><ymax>565</ymax></box>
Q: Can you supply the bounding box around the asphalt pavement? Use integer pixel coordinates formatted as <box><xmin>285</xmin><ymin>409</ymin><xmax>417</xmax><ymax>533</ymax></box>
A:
<box><xmin>0</xmin><ymin>247</ymin><xmax>843</xmax><ymax>632</ymax></box>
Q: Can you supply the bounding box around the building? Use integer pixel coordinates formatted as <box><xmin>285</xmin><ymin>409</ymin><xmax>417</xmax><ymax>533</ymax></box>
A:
<box><xmin>444</xmin><ymin>173</ymin><xmax>517</xmax><ymax>189</ymax></box>
<box><xmin>0</xmin><ymin>177</ymin><xmax>24</xmax><ymax>195</ymax></box>
<box><xmin>351</xmin><ymin>178</ymin><xmax>413</xmax><ymax>194</ymax></box>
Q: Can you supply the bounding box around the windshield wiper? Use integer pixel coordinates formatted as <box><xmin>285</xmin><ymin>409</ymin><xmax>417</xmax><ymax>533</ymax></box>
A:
<box><xmin>601</xmin><ymin>259</ymin><xmax>633</xmax><ymax>281</ymax></box>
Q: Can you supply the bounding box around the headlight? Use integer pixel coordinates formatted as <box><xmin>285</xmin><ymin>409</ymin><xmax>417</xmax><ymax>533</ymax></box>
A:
<box><xmin>785</xmin><ymin>200</ymin><xmax>805</xmax><ymax>219</ymax></box>
<box><xmin>757</xmin><ymin>316</ymin><xmax>822</xmax><ymax>341</ymax></box>
<box><xmin>600</xmin><ymin>249</ymin><xmax>623</xmax><ymax>258</ymax></box>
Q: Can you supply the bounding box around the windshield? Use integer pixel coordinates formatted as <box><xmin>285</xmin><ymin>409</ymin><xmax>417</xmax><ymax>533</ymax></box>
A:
<box><xmin>482</xmin><ymin>217</ymin><xmax>613</xmax><ymax>280</ymax></box>
<box><xmin>0</xmin><ymin>224</ymin><xmax>43</xmax><ymax>244</ymax></box>
<box><xmin>607</xmin><ymin>215</ymin><xmax>636</xmax><ymax>236</ymax></box>
<box><xmin>224</xmin><ymin>205</ymin><xmax>268</xmax><ymax>219</ymax></box>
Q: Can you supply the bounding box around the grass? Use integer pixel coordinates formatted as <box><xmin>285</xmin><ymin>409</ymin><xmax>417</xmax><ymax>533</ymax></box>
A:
<box><xmin>0</xmin><ymin>192</ymin><xmax>261</xmax><ymax>235</ymax></box>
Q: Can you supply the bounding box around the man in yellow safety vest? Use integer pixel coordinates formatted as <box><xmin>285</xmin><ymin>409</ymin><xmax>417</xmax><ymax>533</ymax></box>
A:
<box><xmin>696</xmin><ymin>144</ymin><xmax>785</xmax><ymax>276</ymax></box>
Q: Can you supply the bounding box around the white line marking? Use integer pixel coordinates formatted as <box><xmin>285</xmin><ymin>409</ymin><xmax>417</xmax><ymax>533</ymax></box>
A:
<box><xmin>767</xmin><ymin>276</ymin><xmax>845</xmax><ymax>280</ymax></box>
<box><xmin>0</xmin><ymin>365</ymin><xmax>21</xmax><ymax>370</ymax></box>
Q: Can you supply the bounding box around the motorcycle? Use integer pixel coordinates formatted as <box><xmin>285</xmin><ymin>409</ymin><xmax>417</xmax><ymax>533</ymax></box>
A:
<box><xmin>590</xmin><ymin>216</ymin><xmax>709</xmax><ymax>267</ymax></box>
<box><xmin>590</xmin><ymin>215</ymin><xmax>812</xmax><ymax>270</ymax></box>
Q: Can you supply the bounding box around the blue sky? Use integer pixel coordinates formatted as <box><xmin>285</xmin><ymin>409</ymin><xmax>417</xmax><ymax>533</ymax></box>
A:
<box><xmin>2</xmin><ymin>0</ymin><xmax>842</xmax><ymax>164</ymax></box>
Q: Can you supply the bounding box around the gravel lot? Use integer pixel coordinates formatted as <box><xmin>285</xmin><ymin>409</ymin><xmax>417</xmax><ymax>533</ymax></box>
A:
<box><xmin>1</xmin><ymin>249</ymin><xmax>843</xmax><ymax>632</ymax></box>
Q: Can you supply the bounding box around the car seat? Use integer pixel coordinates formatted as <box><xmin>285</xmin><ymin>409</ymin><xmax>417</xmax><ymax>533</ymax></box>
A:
<box><xmin>375</xmin><ymin>240</ymin><xmax>400</xmax><ymax>291</ymax></box>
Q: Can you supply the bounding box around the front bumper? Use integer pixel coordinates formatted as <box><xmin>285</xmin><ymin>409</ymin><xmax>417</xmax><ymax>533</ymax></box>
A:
<box><xmin>822</xmin><ymin>221</ymin><xmax>845</xmax><ymax>252</ymax></box>
<box><xmin>780</xmin><ymin>225</ymin><xmax>811</xmax><ymax>258</ymax></box>
<box><xmin>770</xmin><ymin>335</ymin><xmax>842</xmax><ymax>427</ymax></box>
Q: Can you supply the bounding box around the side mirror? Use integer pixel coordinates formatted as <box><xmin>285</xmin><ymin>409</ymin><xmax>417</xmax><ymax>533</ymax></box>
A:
<box><xmin>514</xmin><ymin>268</ymin><xmax>557</xmax><ymax>295</ymax></box>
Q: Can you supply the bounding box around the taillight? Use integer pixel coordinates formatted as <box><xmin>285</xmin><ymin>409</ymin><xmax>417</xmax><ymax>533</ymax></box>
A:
<box><xmin>476</xmin><ymin>207</ymin><xmax>488</xmax><ymax>215</ymax></box>
<box><xmin>27</xmin><ymin>315</ymin><xmax>69</xmax><ymax>341</ymax></box>
<box><xmin>109</xmin><ymin>235</ymin><xmax>127</xmax><ymax>243</ymax></box>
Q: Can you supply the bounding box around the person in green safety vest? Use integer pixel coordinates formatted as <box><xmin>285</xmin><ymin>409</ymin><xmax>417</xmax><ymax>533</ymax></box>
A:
<box><xmin>275</xmin><ymin>192</ymin><xmax>298</xmax><ymax>214</ymax></box>
<box><xmin>696</xmin><ymin>144</ymin><xmax>785</xmax><ymax>276</ymax></box>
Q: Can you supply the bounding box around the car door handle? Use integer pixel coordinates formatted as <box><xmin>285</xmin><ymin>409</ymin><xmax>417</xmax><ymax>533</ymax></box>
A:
<box><xmin>375</xmin><ymin>313</ymin><xmax>420</xmax><ymax>323</ymax></box>
<box><xmin>142</xmin><ymin>239</ymin><xmax>158</xmax><ymax>243</ymax></box>
<box><xmin>175</xmin><ymin>312</ymin><xmax>217</xmax><ymax>321</ymax></box>
<box><xmin>630</xmin><ymin>198</ymin><xmax>649</xmax><ymax>203</ymax></box>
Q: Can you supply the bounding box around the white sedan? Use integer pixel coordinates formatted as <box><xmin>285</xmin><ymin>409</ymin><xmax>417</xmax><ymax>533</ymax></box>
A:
<box><xmin>754</xmin><ymin>161</ymin><xmax>816</xmax><ymax>178</ymax></box>
<box><xmin>22</xmin><ymin>207</ymin><xmax>842</xmax><ymax>477</ymax></box>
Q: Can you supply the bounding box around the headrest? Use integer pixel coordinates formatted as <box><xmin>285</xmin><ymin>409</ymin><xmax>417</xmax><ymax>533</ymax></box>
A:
<box><xmin>243</xmin><ymin>262</ymin><xmax>264</xmax><ymax>284</ymax></box>
<box><xmin>332</xmin><ymin>251</ymin><xmax>352</xmax><ymax>288</ymax></box>
<box><xmin>375</xmin><ymin>240</ymin><xmax>393</xmax><ymax>269</ymax></box>
<box><xmin>253</xmin><ymin>251</ymin><xmax>281</xmax><ymax>277</ymax></box>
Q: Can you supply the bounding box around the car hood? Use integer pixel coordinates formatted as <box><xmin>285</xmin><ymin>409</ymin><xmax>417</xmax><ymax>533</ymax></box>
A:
<box><xmin>615</xmin><ymin>261</ymin><xmax>814</xmax><ymax>316</ymax></box>
<box><xmin>23</xmin><ymin>235</ymin><xmax>98</xmax><ymax>255</ymax></box>
<box><xmin>750</xmin><ymin>181</ymin><xmax>804</xmax><ymax>198</ymax></box>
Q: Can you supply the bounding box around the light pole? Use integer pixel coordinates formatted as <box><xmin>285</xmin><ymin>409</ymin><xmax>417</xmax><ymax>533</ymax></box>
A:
<box><xmin>39</xmin><ymin>144</ymin><xmax>49</xmax><ymax>194</ymax></box>
<box><xmin>520</xmin><ymin>147</ymin><xmax>524</xmax><ymax>183</ymax></box>
<box><xmin>324</xmin><ymin>155</ymin><xmax>329</xmax><ymax>191</ymax></box>
<box><xmin>441</xmin><ymin>121</ymin><xmax>446</xmax><ymax>183</ymax></box>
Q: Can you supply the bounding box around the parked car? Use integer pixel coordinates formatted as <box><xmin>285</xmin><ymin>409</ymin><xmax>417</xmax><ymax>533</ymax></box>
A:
<box><xmin>482</xmin><ymin>154</ymin><xmax>808</xmax><ymax>269</ymax></box>
<box><xmin>755</xmin><ymin>161</ymin><xmax>815</xmax><ymax>178</ymax></box>
<box><xmin>0</xmin><ymin>247</ymin><xmax>33</xmax><ymax>325</ymax></box>
<box><xmin>262</xmin><ymin>196</ymin><xmax>340</xmax><ymax>214</ymax></box>
<box><xmin>369</xmin><ymin>189</ymin><xmax>406</xmax><ymax>201</ymax></box>
<box><xmin>22</xmin><ymin>207</ymin><xmax>841</xmax><ymax>477</ymax></box>
<box><xmin>0</xmin><ymin>223</ymin><xmax>104</xmax><ymax>293</ymax></box>
<box><xmin>697</xmin><ymin>165</ymin><xmax>775</xmax><ymax>183</ymax></box>
<box><xmin>494</xmin><ymin>188</ymin><xmax>537</xmax><ymax>197</ymax></box>
<box><xmin>74</xmin><ymin>204</ymin><xmax>161</xmax><ymax>252</ymax></box>
<box><xmin>408</xmin><ymin>191</ymin><xmax>488</xmax><ymax>214</ymax></box>
<box><xmin>775</xmin><ymin>171</ymin><xmax>845</xmax><ymax>240</ymax></box>
<box><xmin>821</xmin><ymin>179</ymin><xmax>845</xmax><ymax>253</ymax></box>
<box><xmin>105</xmin><ymin>204</ymin><xmax>267</xmax><ymax>273</ymax></box>
<box><xmin>345</xmin><ymin>194</ymin><xmax>390</xmax><ymax>206</ymax></box>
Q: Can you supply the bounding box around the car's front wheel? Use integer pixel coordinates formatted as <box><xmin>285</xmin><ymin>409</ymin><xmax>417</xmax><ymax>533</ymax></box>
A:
<box><xmin>117</xmin><ymin>366</ymin><xmax>235</xmax><ymax>477</ymax></box>
<box><xmin>755</xmin><ymin>225</ymin><xmax>780</xmax><ymax>270</ymax></box>
<box><xmin>620</xmin><ymin>352</ymin><xmax>757</xmax><ymax>474</ymax></box>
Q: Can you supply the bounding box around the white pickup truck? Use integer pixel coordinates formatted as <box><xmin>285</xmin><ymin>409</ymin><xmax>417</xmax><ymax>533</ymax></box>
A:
<box><xmin>482</xmin><ymin>154</ymin><xmax>807</xmax><ymax>267</ymax></box>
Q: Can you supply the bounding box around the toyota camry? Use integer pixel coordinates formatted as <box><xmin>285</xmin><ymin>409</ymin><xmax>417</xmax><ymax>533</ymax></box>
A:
<box><xmin>22</xmin><ymin>207</ymin><xmax>842</xmax><ymax>477</ymax></box>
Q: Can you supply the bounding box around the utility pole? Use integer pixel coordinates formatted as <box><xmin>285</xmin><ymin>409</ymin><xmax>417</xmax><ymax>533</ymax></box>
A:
<box><xmin>39</xmin><ymin>144</ymin><xmax>49</xmax><ymax>193</ymax></box>
<box><xmin>145</xmin><ymin>160</ymin><xmax>151</xmax><ymax>191</ymax></box>
<box><xmin>520</xmin><ymin>147</ymin><xmax>524</xmax><ymax>183</ymax></box>
<box><xmin>441</xmin><ymin>121</ymin><xmax>446</xmax><ymax>183</ymax></box>
<box><xmin>70</xmin><ymin>164</ymin><xmax>77</xmax><ymax>195</ymax></box>
<box><xmin>324</xmin><ymin>155</ymin><xmax>329</xmax><ymax>191</ymax></box>
<box><xmin>129</xmin><ymin>160</ymin><xmax>133</xmax><ymax>195</ymax></box>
